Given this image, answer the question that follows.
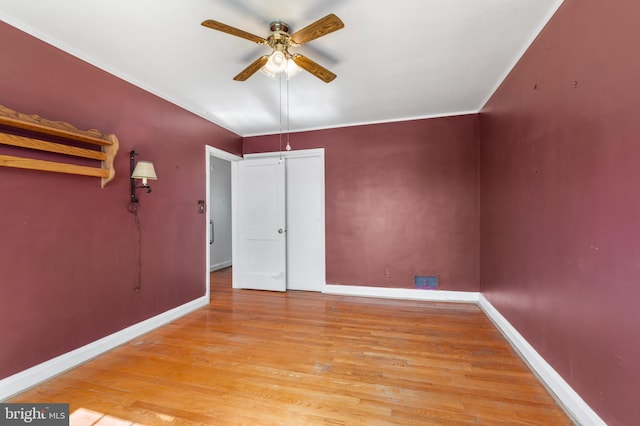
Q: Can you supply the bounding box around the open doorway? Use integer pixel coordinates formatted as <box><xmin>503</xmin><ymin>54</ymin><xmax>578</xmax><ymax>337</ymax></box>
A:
<box><xmin>205</xmin><ymin>147</ymin><xmax>326</xmax><ymax>297</ymax></box>
<box><xmin>209</xmin><ymin>155</ymin><xmax>232</xmax><ymax>272</ymax></box>
<box><xmin>205</xmin><ymin>146</ymin><xmax>242</xmax><ymax>299</ymax></box>
<box><xmin>209</xmin><ymin>267</ymin><xmax>232</xmax><ymax>302</ymax></box>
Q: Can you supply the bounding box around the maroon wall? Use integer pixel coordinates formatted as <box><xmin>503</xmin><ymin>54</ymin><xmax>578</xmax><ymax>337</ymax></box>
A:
<box><xmin>245</xmin><ymin>115</ymin><xmax>480</xmax><ymax>291</ymax></box>
<box><xmin>480</xmin><ymin>0</ymin><xmax>640</xmax><ymax>424</ymax></box>
<box><xmin>0</xmin><ymin>22</ymin><xmax>242</xmax><ymax>380</ymax></box>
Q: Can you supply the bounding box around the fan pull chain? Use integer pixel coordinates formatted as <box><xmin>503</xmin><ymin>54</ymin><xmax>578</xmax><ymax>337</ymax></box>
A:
<box><xmin>286</xmin><ymin>76</ymin><xmax>291</xmax><ymax>151</ymax></box>
<box><xmin>279</xmin><ymin>73</ymin><xmax>283</xmax><ymax>161</ymax></box>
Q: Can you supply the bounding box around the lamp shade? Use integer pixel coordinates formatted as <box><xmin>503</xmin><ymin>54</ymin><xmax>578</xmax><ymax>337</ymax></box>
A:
<box><xmin>131</xmin><ymin>161</ymin><xmax>157</xmax><ymax>180</ymax></box>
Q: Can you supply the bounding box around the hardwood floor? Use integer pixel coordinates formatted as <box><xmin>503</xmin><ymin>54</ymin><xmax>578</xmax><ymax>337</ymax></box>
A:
<box><xmin>10</xmin><ymin>268</ymin><xmax>572</xmax><ymax>425</ymax></box>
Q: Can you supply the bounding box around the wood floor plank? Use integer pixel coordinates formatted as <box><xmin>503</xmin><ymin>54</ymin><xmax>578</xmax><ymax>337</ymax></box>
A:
<box><xmin>9</xmin><ymin>267</ymin><xmax>573</xmax><ymax>425</ymax></box>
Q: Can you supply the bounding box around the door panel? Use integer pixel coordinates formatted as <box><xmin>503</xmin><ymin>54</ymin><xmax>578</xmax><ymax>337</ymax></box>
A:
<box><xmin>234</xmin><ymin>157</ymin><xmax>286</xmax><ymax>291</ymax></box>
<box><xmin>286</xmin><ymin>155</ymin><xmax>325</xmax><ymax>291</ymax></box>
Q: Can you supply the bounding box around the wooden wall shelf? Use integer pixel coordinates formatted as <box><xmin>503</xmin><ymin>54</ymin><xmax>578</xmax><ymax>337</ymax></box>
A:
<box><xmin>0</xmin><ymin>104</ymin><xmax>119</xmax><ymax>187</ymax></box>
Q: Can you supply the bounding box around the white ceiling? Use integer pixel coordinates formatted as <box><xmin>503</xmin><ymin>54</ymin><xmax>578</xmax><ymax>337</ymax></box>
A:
<box><xmin>0</xmin><ymin>0</ymin><xmax>563</xmax><ymax>137</ymax></box>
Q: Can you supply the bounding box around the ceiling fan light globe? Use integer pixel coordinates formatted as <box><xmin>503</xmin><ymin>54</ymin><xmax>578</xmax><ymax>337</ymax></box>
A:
<box><xmin>286</xmin><ymin>59</ymin><xmax>302</xmax><ymax>79</ymax></box>
<box><xmin>260</xmin><ymin>67</ymin><xmax>277</xmax><ymax>79</ymax></box>
<box><xmin>266</xmin><ymin>51</ymin><xmax>287</xmax><ymax>73</ymax></box>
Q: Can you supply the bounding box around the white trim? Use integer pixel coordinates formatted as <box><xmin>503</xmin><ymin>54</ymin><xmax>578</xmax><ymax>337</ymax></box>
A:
<box><xmin>210</xmin><ymin>260</ymin><xmax>232</xmax><ymax>272</ymax></box>
<box><xmin>0</xmin><ymin>296</ymin><xmax>208</xmax><ymax>401</ymax></box>
<box><xmin>206</xmin><ymin>146</ymin><xmax>243</xmax><ymax>162</ymax></box>
<box><xmin>478</xmin><ymin>295</ymin><xmax>606</xmax><ymax>426</ymax></box>
<box><xmin>243</xmin><ymin>148</ymin><xmax>325</xmax><ymax>160</ymax></box>
<box><xmin>1</xmin><ymin>272</ymin><xmax>605</xmax><ymax>425</ymax></box>
<box><xmin>231</xmin><ymin>161</ymin><xmax>239</xmax><ymax>289</ymax></box>
<box><xmin>241</xmin><ymin>111</ymin><xmax>480</xmax><ymax>138</ymax></box>
<box><xmin>321</xmin><ymin>286</ymin><xmax>604</xmax><ymax>423</ymax></box>
<box><xmin>205</xmin><ymin>149</ymin><xmax>211</xmax><ymax>300</ymax></box>
<box><xmin>323</xmin><ymin>284</ymin><xmax>479</xmax><ymax>303</ymax></box>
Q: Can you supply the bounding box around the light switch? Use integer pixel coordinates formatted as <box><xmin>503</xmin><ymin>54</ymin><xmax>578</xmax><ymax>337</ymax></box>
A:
<box><xmin>198</xmin><ymin>200</ymin><xmax>206</xmax><ymax>214</ymax></box>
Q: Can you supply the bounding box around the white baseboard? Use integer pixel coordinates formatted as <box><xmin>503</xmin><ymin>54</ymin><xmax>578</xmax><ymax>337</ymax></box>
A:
<box><xmin>478</xmin><ymin>295</ymin><xmax>606</xmax><ymax>426</ymax></box>
<box><xmin>323</xmin><ymin>284</ymin><xmax>479</xmax><ymax>303</ymax></box>
<box><xmin>210</xmin><ymin>260</ymin><xmax>232</xmax><ymax>272</ymax></box>
<box><xmin>0</xmin><ymin>295</ymin><xmax>209</xmax><ymax>401</ymax></box>
<box><xmin>1</xmin><ymin>284</ymin><xmax>605</xmax><ymax>425</ymax></box>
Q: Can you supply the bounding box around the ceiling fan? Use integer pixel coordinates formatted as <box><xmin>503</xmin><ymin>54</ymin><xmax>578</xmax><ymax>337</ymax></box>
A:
<box><xmin>201</xmin><ymin>13</ymin><xmax>344</xmax><ymax>83</ymax></box>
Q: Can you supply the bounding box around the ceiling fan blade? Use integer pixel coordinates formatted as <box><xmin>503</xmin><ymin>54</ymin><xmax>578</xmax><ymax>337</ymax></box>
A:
<box><xmin>291</xmin><ymin>54</ymin><xmax>336</xmax><ymax>83</ymax></box>
<box><xmin>233</xmin><ymin>55</ymin><xmax>269</xmax><ymax>81</ymax></box>
<box><xmin>201</xmin><ymin>20</ymin><xmax>266</xmax><ymax>45</ymax></box>
<box><xmin>290</xmin><ymin>14</ymin><xmax>344</xmax><ymax>45</ymax></box>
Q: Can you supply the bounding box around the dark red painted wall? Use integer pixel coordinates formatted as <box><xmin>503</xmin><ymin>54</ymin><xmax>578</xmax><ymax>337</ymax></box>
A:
<box><xmin>0</xmin><ymin>22</ymin><xmax>242</xmax><ymax>380</ymax></box>
<box><xmin>480</xmin><ymin>0</ymin><xmax>640</xmax><ymax>424</ymax></box>
<box><xmin>245</xmin><ymin>115</ymin><xmax>480</xmax><ymax>291</ymax></box>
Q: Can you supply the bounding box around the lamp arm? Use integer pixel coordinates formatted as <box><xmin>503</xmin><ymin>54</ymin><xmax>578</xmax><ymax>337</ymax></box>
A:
<box><xmin>130</xmin><ymin>150</ymin><xmax>139</xmax><ymax>203</ymax></box>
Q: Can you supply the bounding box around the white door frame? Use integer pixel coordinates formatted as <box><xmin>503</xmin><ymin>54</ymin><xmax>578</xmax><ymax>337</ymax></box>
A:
<box><xmin>205</xmin><ymin>145</ymin><xmax>242</xmax><ymax>300</ymax></box>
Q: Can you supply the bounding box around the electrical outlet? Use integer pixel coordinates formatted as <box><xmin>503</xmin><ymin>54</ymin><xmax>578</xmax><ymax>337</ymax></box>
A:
<box><xmin>384</xmin><ymin>268</ymin><xmax>391</xmax><ymax>279</ymax></box>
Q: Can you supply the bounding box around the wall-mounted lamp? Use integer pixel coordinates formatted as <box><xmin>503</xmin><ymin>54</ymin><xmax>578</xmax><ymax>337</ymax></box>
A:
<box><xmin>130</xmin><ymin>150</ymin><xmax>157</xmax><ymax>203</ymax></box>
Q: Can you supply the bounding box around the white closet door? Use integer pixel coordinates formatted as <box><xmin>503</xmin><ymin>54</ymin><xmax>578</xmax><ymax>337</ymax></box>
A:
<box><xmin>234</xmin><ymin>157</ymin><xmax>286</xmax><ymax>291</ymax></box>
<box><xmin>286</xmin><ymin>153</ymin><xmax>325</xmax><ymax>291</ymax></box>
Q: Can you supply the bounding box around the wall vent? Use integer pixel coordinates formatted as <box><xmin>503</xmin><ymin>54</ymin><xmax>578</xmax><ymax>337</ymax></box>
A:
<box><xmin>414</xmin><ymin>275</ymin><xmax>439</xmax><ymax>289</ymax></box>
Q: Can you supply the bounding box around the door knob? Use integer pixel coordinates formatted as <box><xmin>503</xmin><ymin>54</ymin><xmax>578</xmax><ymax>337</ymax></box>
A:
<box><xmin>278</xmin><ymin>228</ymin><xmax>284</xmax><ymax>234</ymax></box>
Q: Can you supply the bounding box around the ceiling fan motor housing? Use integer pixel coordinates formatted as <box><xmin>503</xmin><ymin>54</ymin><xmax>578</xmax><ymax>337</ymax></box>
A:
<box><xmin>267</xmin><ymin>22</ymin><xmax>293</xmax><ymax>52</ymax></box>
<box><xmin>269</xmin><ymin>22</ymin><xmax>290</xmax><ymax>34</ymax></box>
